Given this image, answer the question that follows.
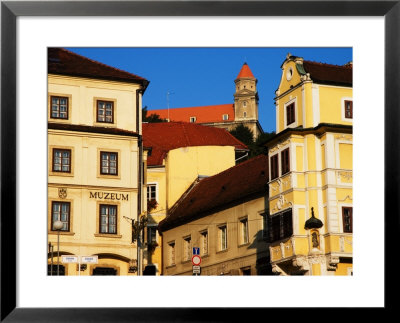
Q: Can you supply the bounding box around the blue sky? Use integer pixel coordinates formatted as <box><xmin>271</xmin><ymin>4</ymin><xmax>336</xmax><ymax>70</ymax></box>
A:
<box><xmin>67</xmin><ymin>47</ymin><xmax>352</xmax><ymax>133</ymax></box>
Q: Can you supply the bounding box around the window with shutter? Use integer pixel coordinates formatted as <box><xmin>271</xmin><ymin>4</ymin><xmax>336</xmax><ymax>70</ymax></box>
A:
<box><xmin>270</xmin><ymin>154</ymin><xmax>279</xmax><ymax>180</ymax></box>
<box><xmin>286</xmin><ymin>103</ymin><xmax>295</xmax><ymax>125</ymax></box>
<box><xmin>281</xmin><ymin>148</ymin><xmax>290</xmax><ymax>175</ymax></box>
<box><xmin>267</xmin><ymin>209</ymin><xmax>293</xmax><ymax>243</ymax></box>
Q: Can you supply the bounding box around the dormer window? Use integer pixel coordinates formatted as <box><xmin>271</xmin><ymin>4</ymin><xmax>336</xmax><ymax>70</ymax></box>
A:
<box><xmin>222</xmin><ymin>114</ymin><xmax>229</xmax><ymax>121</ymax></box>
<box><xmin>189</xmin><ymin>117</ymin><xmax>196</xmax><ymax>123</ymax></box>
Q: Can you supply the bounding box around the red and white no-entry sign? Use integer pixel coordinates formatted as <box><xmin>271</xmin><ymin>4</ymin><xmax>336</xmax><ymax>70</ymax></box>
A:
<box><xmin>192</xmin><ymin>255</ymin><xmax>201</xmax><ymax>266</ymax></box>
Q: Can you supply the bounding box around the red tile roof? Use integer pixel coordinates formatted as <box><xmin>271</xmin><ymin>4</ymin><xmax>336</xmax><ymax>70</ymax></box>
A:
<box><xmin>149</xmin><ymin>104</ymin><xmax>234</xmax><ymax>124</ymax></box>
<box><xmin>158</xmin><ymin>154</ymin><xmax>269</xmax><ymax>232</ymax></box>
<box><xmin>303</xmin><ymin>60</ymin><xmax>352</xmax><ymax>86</ymax></box>
<box><xmin>236</xmin><ymin>62</ymin><xmax>255</xmax><ymax>79</ymax></box>
<box><xmin>143</xmin><ymin>122</ymin><xmax>248</xmax><ymax>166</ymax></box>
<box><xmin>48</xmin><ymin>48</ymin><xmax>149</xmax><ymax>89</ymax></box>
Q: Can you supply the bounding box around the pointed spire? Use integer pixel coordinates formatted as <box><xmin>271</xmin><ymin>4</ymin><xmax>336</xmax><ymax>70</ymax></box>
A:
<box><xmin>236</xmin><ymin>62</ymin><xmax>255</xmax><ymax>79</ymax></box>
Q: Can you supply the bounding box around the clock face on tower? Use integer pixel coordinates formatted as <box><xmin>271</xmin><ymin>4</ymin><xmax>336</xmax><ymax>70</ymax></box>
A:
<box><xmin>286</xmin><ymin>66</ymin><xmax>293</xmax><ymax>81</ymax></box>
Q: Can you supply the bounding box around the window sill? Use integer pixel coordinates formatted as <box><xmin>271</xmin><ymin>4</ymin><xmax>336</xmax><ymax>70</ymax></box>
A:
<box><xmin>181</xmin><ymin>260</ymin><xmax>191</xmax><ymax>264</ymax></box>
<box><xmin>166</xmin><ymin>264</ymin><xmax>176</xmax><ymax>269</ymax></box>
<box><xmin>238</xmin><ymin>242</ymin><xmax>250</xmax><ymax>248</ymax></box>
<box><xmin>94</xmin><ymin>233</ymin><xmax>122</xmax><ymax>238</ymax></box>
<box><xmin>49</xmin><ymin>231</ymin><xmax>75</xmax><ymax>236</ymax></box>
<box><xmin>49</xmin><ymin>172</ymin><xmax>74</xmax><ymax>177</ymax></box>
<box><xmin>216</xmin><ymin>249</ymin><xmax>228</xmax><ymax>254</ymax></box>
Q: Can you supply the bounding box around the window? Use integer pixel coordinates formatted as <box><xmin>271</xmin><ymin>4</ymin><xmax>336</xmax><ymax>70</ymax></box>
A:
<box><xmin>99</xmin><ymin>204</ymin><xmax>117</xmax><ymax>234</ymax></box>
<box><xmin>243</xmin><ymin>111</ymin><xmax>247</xmax><ymax>118</ymax></box>
<box><xmin>286</xmin><ymin>102</ymin><xmax>295</xmax><ymax>125</ymax></box>
<box><xmin>189</xmin><ymin>116</ymin><xmax>196</xmax><ymax>123</ymax></box>
<box><xmin>51</xmin><ymin>96</ymin><xmax>68</xmax><ymax>119</ymax></box>
<box><xmin>200</xmin><ymin>230</ymin><xmax>208</xmax><ymax>255</ymax></box>
<box><xmin>243</xmin><ymin>101</ymin><xmax>247</xmax><ymax>107</ymax></box>
<box><xmin>52</xmin><ymin>149</ymin><xmax>71</xmax><ymax>173</ymax></box>
<box><xmin>267</xmin><ymin>209</ymin><xmax>293</xmax><ymax>242</ymax></box>
<box><xmin>270</xmin><ymin>154</ymin><xmax>279</xmax><ymax>180</ymax></box>
<box><xmin>97</xmin><ymin>100</ymin><xmax>114</xmax><ymax>123</ymax></box>
<box><xmin>342</xmin><ymin>207</ymin><xmax>353</xmax><ymax>233</ymax></box>
<box><xmin>168</xmin><ymin>241</ymin><xmax>175</xmax><ymax>266</ymax></box>
<box><xmin>183</xmin><ymin>236</ymin><xmax>191</xmax><ymax>261</ymax></box>
<box><xmin>240</xmin><ymin>218</ymin><xmax>249</xmax><ymax>245</ymax></box>
<box><xmin>51</xmin><ymin>201</ymin><xmax>70</xmax><ymax>231</ymax></box>
<box><xmin>147</xmin><ymin>184</ymin><xmax>157</xmax><ymax>202</ymax></box>
<box><xmin>281</xmin><ymin>148</ymin><xmax>290</xmax><ymax>175</ymax></box>
<box><xmin>344</xmin><ymin>100</ymin><xmax>353</xmax><ymax>119</ymax></box>
<box><xmin>219</xmin><ymin>225</ymin><xmax>227</xmax><ymax>251</ymax></box>
<box><xmin>100</xmin><ymin>152</ymin><xmax>118</xmax><ymax>175</ymax></box>
<box><xmin>222</xmin><ymin>114</ymin><xmax>229</xmax><ymax>121</ymax></box>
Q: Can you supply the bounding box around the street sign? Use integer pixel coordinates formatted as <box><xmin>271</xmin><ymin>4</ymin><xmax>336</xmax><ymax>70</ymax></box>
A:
<box><xmin>193</xmin><ymin>265</ymin><xmax>201</xmax><ymax>274</ymax></box>
<box><xmin>61</xmin><ymin>256</ymin><xmax>78</xmax><ymax>263</ymax></box>
<box><xmin>191</xmin><ymin>255</ymin><xmax>201</xmax><ymax>266</ymax></box>
<box><xmin>193</xmin><ymin>247</ymin><xmax>200</xmax><ymax>255</ymax></box>
<box><xmin>81</xmin><ymin>256</ymin><xmax>98</xmax><ymax>264</ymax></box>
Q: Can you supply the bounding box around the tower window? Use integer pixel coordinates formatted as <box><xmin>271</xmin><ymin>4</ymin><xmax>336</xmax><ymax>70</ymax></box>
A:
<box><xmin>243</xmin><ymin>101</ymin><xmax>247</xmax><ymax>108</ymax></box>
<box><xmin>286</xmin><ymin>102</ymin><xmax>295</xmax><ymax>125</ymax></box>
<box><xmin>243</xmin><ymin>112</ymin><xmax>247</xmax><ymax>118</ymax></box>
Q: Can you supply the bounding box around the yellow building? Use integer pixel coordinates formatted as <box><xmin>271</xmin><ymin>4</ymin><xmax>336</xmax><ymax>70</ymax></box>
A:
<box><xmin>142</xmin><ymin>122</ymin><xmax>248</xmax><ymax>275</ymax></box>
<box><xmin>47</xmin><ymin>48</ymin><xmax>149</xmax><ymax>275</ymax></box>
<box><xmin>265</xmin><ymin>54</ymin><xmax>353</xmax><ymax>275</ymax></box>
<box><xmin>158</xmin><ymin>155</ymin><xmax>270</xmax><ymax>275</ymax></box>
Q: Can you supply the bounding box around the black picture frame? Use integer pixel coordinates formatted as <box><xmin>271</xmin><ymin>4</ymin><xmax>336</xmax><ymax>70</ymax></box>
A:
<box><xmin>1</xmin><ymin>0</ymin><xmax>397</xmax><ymax>321</ymax></box>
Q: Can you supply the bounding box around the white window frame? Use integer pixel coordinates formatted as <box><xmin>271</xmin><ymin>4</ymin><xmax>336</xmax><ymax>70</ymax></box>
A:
<box><xmin>189</xmin><ymin>116</ymin><xmax>196</xmax><ymax>123</ymax></box>
<box><xmin>218</xmin><ymin>224</ymin><xmax>228</xmax><ymax>251</ymax></box>
<box><xmin>222</xmin><ymin>114</ymin><xmax>229</xmax><ymax>120</ymax></box>
<box><xmin>200</xmin><ymin>230</ymin><xmax>208</xmax><ymax>256</ymax></box>
<box><xmin>239</xmin><ymin>217</ymin><xmax>249</xmax><ymax>245</ymax></box>
<box><xmin>146</xmin><ymin>182</ymin><xmax>158</xmax><ymax>203</ymax></box>
<box><xmin>168</xmin><ymin>241</ymin><xmax>175</xmax><ymax>266</ymax></box>
<box><xmin>182</xmin><ymin>235</ymin><xmax>191</xmax><ymax>261</ymax></box>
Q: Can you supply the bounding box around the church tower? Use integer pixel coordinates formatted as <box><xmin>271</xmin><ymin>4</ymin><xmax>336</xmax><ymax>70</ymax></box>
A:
<box><xmin>233</xmin><ymin>63</ymin><xmax>260</xmax><ymax>138</ymax></box>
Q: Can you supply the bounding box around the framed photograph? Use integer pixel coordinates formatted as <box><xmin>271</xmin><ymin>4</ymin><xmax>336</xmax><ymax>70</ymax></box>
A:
<box><xmin>1</xmin><ymin>0</ymin><xmax>397</xmax><ymax>321</ymax></box>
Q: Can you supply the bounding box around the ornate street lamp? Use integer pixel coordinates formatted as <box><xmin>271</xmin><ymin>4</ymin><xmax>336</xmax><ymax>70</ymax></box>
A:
<box><xmin>53</xmin><ymin>220</ymin><xmax>64</xmax><ymax>275</ymax></box>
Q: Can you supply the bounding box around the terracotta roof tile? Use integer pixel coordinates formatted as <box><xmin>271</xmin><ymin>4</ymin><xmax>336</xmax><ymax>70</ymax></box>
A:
<box><xmin>149</xmin><ymin>104</ymin><xmax>234</xmax><ymax>124</ymax></box>
<box><xmin>303</xmin><ymin>60</ymin><xmax>352</xmax><ymax>86</ymax></box>
<box><xmin>143</xmin><ymin>122</ymin><xmax>248</xmax><ymax>166</ymax></box>
<box><xmin>236</xmin><ymin>62</ymin><xmax>255</xmax><ymax>79</ymax></box>
<box><xmin>48</xmin><ymin>48</ymin><xmax>149</xmax><ymax>89</ymax></box>
<box><xmin>158</xmin><ymin>154</ymin><xmax>269</xmax><ymax>232</ymax></box>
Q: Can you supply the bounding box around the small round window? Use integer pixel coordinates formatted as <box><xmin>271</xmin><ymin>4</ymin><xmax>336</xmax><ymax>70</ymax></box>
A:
<box><xmin>286</xmin><ymin>67</ymin><xmax>293</xmax><ymax>81</ymax></box>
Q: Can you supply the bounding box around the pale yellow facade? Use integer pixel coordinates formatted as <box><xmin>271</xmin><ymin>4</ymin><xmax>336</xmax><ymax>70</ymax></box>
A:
<box><xmin>144</xmin><ymin>145</ymin><xmax>237</xmax><ymax>275</ymax></box>
<box><xmin>267</xmin><ymin>55</ymin><xmax>353</xmax><ymax>275</ymax></box>
<box><xmin>48</xmin><ymin>72</ymin><xmax>146</xmax><ymax>276</ymax></box>
<box><xmin>161</xmin><ymin>196</ymin><xmax>269</xmax><ymax>276</ymax></box>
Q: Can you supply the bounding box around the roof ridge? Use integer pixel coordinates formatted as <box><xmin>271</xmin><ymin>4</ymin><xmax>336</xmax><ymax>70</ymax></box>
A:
<box><xmin>303</xmin><ymin>59</ymin><xmax>352</xmax><ymax>69</ymax></box>
<box><xmin>60</xmin><ymin>48</ymin><xmax>146</xmax><ymax>80</ymax></box>
<box><xmin>151</xmin><ymin>103</ymin><xmax>234</xmax><ymax>110</ymax></box>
